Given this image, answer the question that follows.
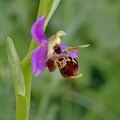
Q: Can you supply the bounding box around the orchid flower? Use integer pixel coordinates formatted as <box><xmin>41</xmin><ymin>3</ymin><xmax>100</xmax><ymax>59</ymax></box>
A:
<box><xmin>31</xmin><ymin>16</ymin><xmax>89</xmax><ymax>78</ymax></box>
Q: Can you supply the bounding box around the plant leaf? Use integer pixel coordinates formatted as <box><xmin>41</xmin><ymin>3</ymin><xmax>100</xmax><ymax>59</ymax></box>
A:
<box><xmin>6</xmin><ymin>37</ymin><xmax>25</xmax><ymax>96</ymax></box>
<box><xmin>44</xmin><ymin>0</ymin><xmax>61</xmax><ymax>29</ymax></box>
<box><xmin>37</xmin><ymin>0</ymin><xmax>61</xmax><ymax>29</ymax></box>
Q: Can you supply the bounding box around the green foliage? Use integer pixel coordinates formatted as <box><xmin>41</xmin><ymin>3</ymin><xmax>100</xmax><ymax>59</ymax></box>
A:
<box><xmin>0</xmin><ymin>0</ymin><xmax>120</xmax><ymax>120</ymax></box>
<box><xmin>6</xmin><ymin>37</ymin><xmax>25</xmax><ymax>96</ymax></box>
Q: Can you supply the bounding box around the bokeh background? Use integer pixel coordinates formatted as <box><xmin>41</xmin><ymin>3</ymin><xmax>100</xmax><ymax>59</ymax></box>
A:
<box><xmin>0</xmin><ymin>0</ymin><xmax>120</xmax><ymax>120</ymax></box>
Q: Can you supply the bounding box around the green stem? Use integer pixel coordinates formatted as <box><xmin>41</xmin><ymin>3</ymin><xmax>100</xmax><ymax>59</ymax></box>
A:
<box><xmin>16</xmin><ymin>0</ymin><xmax>61</xmax><ymax>119</ymax></box>
<box><xmin>15</xmin><ymin>0</ymin><xmax>42</xmax><ymax>119</ymax></box>
<box><xmin>16</xmin><ymin>66</ymin><xmax>32</xmax><ymax>120</ymax></box>
<box><xmin>16</xmin><ymin>1</ymin><xmax>49</xmax><ymax>120</ymax></box>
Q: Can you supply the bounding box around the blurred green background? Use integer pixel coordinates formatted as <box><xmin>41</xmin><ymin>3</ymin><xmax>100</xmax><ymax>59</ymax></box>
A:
<box><xmin>0</xmin><ymin>0</ymin><xmax>120</xmax><ymax>120</ymax></box>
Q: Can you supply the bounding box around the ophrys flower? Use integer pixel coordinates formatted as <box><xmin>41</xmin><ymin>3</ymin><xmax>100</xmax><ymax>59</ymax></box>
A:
<box><xmin>31</xmin><ymin>16</ymin><xmax>89</xmax><ymax>78</ymax></box>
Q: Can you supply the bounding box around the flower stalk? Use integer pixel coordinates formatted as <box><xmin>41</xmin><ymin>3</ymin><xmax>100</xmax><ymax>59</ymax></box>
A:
<box><xmin>7</xmin><ymin>0</ymin><xmax>61</xmax><ymax>120</ymax></box>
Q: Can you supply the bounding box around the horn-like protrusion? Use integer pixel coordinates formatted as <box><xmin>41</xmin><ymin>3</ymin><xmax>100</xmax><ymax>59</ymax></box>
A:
<box><xmin>66</xmin><ymin>44</ymin><xmax>90</xmax><ymax>52</ymax></box>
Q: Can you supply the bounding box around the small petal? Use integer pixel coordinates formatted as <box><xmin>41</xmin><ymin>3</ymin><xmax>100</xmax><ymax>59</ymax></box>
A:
<box><xmin>32</xmin><ymin>41</ymin><xmax>48</xmax><ymax>76</ymax></box>
<box><xmin>60</xmin><ymin>44</ymin><xmax>79</xmax><ymax>58</ymax></box>
<box><xmin>31</xmin><ymin>16</ymin><xmax>47</xmax><ymax>44</ymax></box>
<box><xmin>46</xmin><ymin>59</ymin><xmax>57</xmax><ymax>72</ymax></box>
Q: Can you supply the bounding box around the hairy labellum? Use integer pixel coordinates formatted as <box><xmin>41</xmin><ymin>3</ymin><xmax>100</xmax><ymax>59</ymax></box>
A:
<box><xmin>57</xmin><ymin>57</ymin><xmax>79</xmax><ymax>78</ymax></box>
<box><xmin>46</xmin><ymin>45</ymin><xmax>79</xmax><ymax>78</ymax></box>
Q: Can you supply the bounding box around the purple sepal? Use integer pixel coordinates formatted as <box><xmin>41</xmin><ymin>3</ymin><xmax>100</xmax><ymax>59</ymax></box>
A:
<box><xmin>32</xmin><ymin>41</ymin><xmax>48</xmax><ymax>76</ymax></box>
<box><xmin>31</xmin><ymin>16</ymin><xmax>47</xmax><ymax>44</ymax></box>
<box><xmin>60</xmin><ymin>44</ymin><xmax>79</xmax><ymax>58</ymax></box>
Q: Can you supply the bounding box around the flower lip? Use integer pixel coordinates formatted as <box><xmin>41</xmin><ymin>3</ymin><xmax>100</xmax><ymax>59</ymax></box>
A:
<box><xmin>59</xmin><ymin>57</ymin><xmax>79</xmax><ymax>78</ymax></box>
<box><xmin>46</xmin><ymin>44</ymin><xmax>80</xmax><ymax>78</ymax></box>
